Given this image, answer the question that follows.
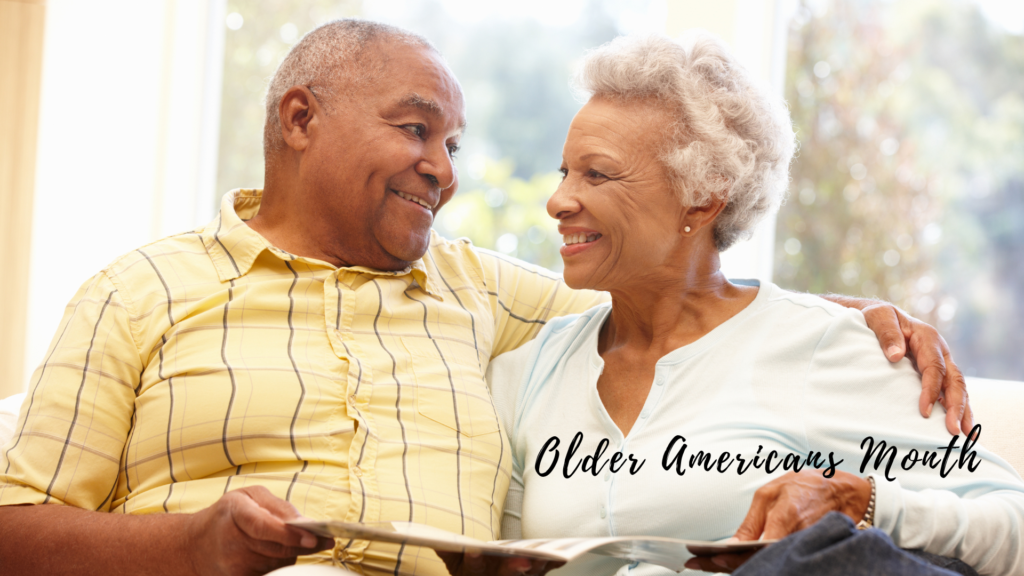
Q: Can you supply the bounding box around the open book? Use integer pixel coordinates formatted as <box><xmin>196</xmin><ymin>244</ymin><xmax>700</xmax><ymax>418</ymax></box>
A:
<box><xmin>288</xmin><ymin>519</ymin><xmax>776</xmax><ymax>573</ymax></box>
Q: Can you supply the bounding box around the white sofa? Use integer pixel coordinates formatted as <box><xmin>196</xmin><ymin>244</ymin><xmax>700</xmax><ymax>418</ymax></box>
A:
<box><xmin>1</xmin><ymin>377</ymin><xmax>1022</xmax><ymax>475</ymax></box>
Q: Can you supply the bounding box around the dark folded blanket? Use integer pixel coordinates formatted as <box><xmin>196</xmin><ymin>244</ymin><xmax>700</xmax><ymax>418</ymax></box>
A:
<box><xmin>733</xmin><ymin>512</ymin><xmax>978</xmax><ymax>576</ymax></box>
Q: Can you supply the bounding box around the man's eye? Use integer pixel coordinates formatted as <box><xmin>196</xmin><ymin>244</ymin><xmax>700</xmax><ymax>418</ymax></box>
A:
<box><xmin>559</xmin><ymin>167</ymin><xmax>568</xmax><ymax>179</ymax></box>
<box><xmin>448</xmin><ymin>144</ymin><xmax>460</xmax><ymax>158</ymax></box>
<box><xmin>588</xmin><ymin>170</ymin><xmax>606</xmax><ymax>180</ymax></box>
<box><xmin>405</xmin><ymin>124</ymin><xmax>425</xmax><ymax>137</ymax></box>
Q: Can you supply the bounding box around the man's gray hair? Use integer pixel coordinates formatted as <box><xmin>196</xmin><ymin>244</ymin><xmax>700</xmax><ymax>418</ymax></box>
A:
<box><xmin>573</xmin><ymin>32</ymin><xmax>796</xmax><ymax>251</ymax></box>
<box><xmin>263</xmin><ymin>19</ymin><xmax>434</xmax><ymax>155</ymax></box>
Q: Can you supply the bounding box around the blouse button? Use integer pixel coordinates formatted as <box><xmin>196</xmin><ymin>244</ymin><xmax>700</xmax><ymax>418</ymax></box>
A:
<box><xmin>640</xmin><ymin>408</ymin><xmax>650</xmax><ymax>419</ymax></box>
<box><xmin>655</xmin><ymin>376</ymin><xmax>664</xmax><ymax>386</ymax></box>
<box><xmin>600</xmin><ymin>506</ymin><xmax>607</xmax><ymax>519</ymax></box>
<box><xmin>352</xmin><ymin>466</ymin><xmax>363</xmax><ymax>477</ymax></box>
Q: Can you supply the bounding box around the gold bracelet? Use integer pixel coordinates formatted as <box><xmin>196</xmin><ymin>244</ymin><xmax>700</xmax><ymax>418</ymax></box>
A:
<box><xmin>856</xmin><ymin>476</ymin><xmax>876</xmax><ymax>530</ymax></box>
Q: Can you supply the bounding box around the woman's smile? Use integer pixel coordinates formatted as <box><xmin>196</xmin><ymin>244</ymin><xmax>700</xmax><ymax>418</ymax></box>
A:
<box><xmin>560</xmin><ymin>229</ymin><xmax>604</xmax><ymax>257</ymax></box>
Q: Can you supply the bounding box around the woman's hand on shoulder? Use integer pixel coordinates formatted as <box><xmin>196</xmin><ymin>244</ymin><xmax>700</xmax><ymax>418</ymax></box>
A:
<box><xmin>823</xmin><ymin>294</ymin><xmax>973</xmax><ymax>437</ymax></box>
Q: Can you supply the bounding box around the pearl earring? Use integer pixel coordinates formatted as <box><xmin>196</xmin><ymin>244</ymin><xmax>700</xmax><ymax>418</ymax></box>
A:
<box><xmin>684</xmin><ymin>226</ymin><xmax>691</xmax><ymax>233</ymax></box>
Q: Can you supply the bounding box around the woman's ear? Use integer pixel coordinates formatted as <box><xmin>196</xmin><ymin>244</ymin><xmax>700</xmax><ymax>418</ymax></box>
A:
<box><xmin>278</xmin><ymin>85</ymin><xmax>318</xmax><ymax>152</ymax></box>
<box><xmin>681</xmin><ymin>195</ymin><xmax>728</xmax><ymax>236</ymax></box>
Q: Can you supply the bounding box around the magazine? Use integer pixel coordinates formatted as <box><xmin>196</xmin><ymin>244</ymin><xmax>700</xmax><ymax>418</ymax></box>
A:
<box><xmin>288</xmin><ymin>519</ymin><xmax>776</xmax><ymax>573</ymax></box>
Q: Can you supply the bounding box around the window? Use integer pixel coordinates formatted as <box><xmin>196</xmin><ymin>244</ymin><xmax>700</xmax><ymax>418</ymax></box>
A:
<box><xmin>776</xmin><ymin>0</ymin><xmax>1024</xmax><ymax>379</ymax></box>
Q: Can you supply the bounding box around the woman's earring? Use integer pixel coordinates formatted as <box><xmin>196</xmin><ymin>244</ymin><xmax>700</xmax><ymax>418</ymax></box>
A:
<box><xmin>684</xmin><ymin>226</ymin><xmax>691</xmax><ymax>233</ymax></box>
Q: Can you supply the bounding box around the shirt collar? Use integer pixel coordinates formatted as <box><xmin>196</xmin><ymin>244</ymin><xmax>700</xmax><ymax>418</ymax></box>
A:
<box><xmin>200</xmin><ymin>189</ymin><xmax>442</xmax><ymax>298</ymax></box>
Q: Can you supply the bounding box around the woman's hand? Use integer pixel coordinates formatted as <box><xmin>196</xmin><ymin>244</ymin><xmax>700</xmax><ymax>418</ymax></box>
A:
<box><xmin>732</xmin><ymin>471</ymin><xmax>871</xmax><ymax>541</ymax></box>
<box><xmin>823</xmin><ymin>295</ymin><xmax>973</xmax><ymax>437</ymax></box>
<box><xmin>684</xmin><ymin>471</ymin><xmax>872</xmax><ymax>573</ymax></box>
<box><xmin>436</xmin><ymin>550</ymin><xmax>564</xmax><ymax>576</ymax></box>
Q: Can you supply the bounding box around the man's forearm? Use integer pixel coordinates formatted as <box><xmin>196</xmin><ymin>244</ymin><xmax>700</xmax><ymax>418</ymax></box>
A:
<box><xmin>0</xmin><ymin>504</ymin><xmax>196</xmax><ymax>576</ymax></box>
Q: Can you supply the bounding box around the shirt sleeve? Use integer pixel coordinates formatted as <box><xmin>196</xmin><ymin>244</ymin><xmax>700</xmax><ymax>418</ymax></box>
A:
<box><xmin>0</xmin><ymin>271</ymin><xmax>142</xmax><ymax>511</ymax></box>
<box><xmin>486</xmin><ymin>342</ymin><xmax>536</xmax><ymax>539</ymax></box>
<box><xmin>802</xmin><ymin>308</ymin><xmax>1024</xmax><ymax>576</ymax></box>
<box><xmin>476</xmin><ymin>248</ymin><xmax>608</xmax><ymax>358</ymax></box>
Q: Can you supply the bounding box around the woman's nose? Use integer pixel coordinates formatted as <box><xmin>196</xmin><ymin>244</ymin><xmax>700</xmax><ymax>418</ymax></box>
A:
<box><xmin>547</xmin><ymin>179</ymin><xmax>582</xmax><ymax>220</ymax></box>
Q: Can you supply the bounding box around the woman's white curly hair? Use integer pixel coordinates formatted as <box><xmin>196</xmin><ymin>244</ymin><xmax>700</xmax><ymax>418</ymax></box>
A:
<box><xmin>573</xmin><ymin>32</ymin><xmax>796</xmax><ymax>251</ymax></box>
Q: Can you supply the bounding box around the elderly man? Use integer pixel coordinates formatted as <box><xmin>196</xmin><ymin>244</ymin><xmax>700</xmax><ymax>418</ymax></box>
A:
<box><xmin>0</xmin><ymin>19</ymin><xmax>969</xmax><ymax>576</ymax></box>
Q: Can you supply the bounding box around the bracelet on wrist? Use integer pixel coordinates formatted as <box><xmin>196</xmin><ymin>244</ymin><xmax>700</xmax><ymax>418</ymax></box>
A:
<box><xmin>855</xmin><ymin>475</ymin><xmax>876</xmax><ymax>530</ymax></box>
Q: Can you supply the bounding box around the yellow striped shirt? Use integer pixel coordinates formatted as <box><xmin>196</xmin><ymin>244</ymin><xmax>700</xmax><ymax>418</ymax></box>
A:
<box><xmin>0</xmin><ymin>189</ymin><xmax>604</xmax><ymax>575</ymax></box>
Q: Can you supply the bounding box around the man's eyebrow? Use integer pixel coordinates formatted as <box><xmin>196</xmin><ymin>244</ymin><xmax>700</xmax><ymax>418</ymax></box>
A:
<box><xmin>397</xmin><ymin>93</ymin><xmax>468</xmax><ymax>130</ymax></box>
<box><xmin>401</xmin><ymin>94</ymin><xmax>443</xmax><ymax>115</ymax></box>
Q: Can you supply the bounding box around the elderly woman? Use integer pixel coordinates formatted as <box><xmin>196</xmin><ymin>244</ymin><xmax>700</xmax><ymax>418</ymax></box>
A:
<box><xmin>485</xmin><ymin>33</ymin><xmax>1024</xmax><ymax>576</ymax></box>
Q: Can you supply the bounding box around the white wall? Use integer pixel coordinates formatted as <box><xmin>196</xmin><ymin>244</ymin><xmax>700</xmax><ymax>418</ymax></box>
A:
<box><xmin>23</xmin><ymin>0</ymin><xmax>225</xmax><ymax>390</ymax></box>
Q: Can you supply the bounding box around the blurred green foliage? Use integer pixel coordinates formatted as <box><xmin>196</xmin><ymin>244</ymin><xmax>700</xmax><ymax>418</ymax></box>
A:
<box><xmin>436</xmin><ymin>158</ymin><xmax>565</xmax><ymax>271</ymax></box>
<box><xmin>777</xmin><ymin>0</ymin><xmax>1024</xmax><ymax>379</ymax></box>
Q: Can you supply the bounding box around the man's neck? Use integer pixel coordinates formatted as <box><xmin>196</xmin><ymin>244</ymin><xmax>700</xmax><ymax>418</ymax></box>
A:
<box><xmin>244</xmin><ymin>186</ymin><xmax>341</xmax><ymax>266</ymax></box>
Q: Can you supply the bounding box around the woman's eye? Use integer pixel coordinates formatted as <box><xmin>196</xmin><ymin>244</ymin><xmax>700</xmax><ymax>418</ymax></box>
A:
<box><xmin>404</xmin><ymin>124</ymin><xmax>425</xmax><ymax>138</ymax></box>
<box><xmin>587</xmin><ymin>170</ymin><xmax>606</xmax><ymax>180</ymax></box>
<box><xmin>448</xmin><ymin>144</ymin><xmax>460</xmax><ymax>158</ymax></box>
<box><xmin>558</xmin><ymin>167</ymin><xmax>568</xmax><ymax>179</ymax></box>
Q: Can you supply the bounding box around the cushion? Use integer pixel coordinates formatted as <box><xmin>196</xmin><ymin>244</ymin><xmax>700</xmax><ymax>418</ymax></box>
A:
<box><xmin>965</xmin><ymin>377</ymin><xmax>1024</xmax><ymax>477</ymax></box>
<box><xmin>0</xmin><ymin>392</ymin><xmax>25</xmax><ymax>447</ymax></box>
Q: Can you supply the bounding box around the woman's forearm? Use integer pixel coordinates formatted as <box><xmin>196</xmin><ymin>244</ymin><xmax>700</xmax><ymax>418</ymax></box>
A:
<box><xmin>876</xmin><ymin>481</ymin><xmax>1024</xmax><ymax>576</ymax></box>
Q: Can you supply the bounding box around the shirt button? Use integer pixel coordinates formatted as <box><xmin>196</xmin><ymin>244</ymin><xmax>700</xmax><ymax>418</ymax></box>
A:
<box><xmin>348</xmin><ymin>394</ymin><xmax>357</xmax><ymax>405</ymax></box>
<box><xmin>640</xmin><ymin>409</ymin><xmax>650</xmax><ymax>419</ymax></box>
<box><xmin>600</xmin><ymin>506</ymin><xmax>607</xmax><ymax>519</ymax></box>
<box><xmin>655</xmin><ymin>376</ymin><xmax>664</xmax><ymax>386</ymax></box>
<box><xmin>352</xmin><ymin>466</ymin><xmax>363</xmax><ymax>477</ymax></box>
<box><xmin>604</xmin><ymin>471</ymin><xmax>611</xmax><ymax>482</ymax></box>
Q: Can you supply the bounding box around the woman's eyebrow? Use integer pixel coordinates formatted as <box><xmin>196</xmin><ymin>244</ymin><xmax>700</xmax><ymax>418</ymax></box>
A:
<box><xmin>579</xmin><ymin>152</ymin><xmax>620</xmax><ymax>163</ymax></box>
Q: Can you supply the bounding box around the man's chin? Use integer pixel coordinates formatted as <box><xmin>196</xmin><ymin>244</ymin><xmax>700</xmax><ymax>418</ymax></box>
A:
<box><xmin>378</xmin><ymin>234</ymin><xmax>431</xmax><ymax>269</ymax></box>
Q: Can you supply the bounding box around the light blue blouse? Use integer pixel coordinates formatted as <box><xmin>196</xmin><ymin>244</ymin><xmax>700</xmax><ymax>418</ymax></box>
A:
<box><xmin>488</xmin><ymin>282</ymin><xmax>1024</xmax><ymax>576</ymax></box>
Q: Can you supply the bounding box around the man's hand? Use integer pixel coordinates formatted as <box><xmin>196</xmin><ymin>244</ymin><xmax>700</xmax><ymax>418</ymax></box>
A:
<box><xmin>436</xmin><ymin>550</ymin><xmax>564</xmax><ymax>576</ymax></box>
<box><xmin>822</xmin><ymin>295</ymin><xmax>973</xmax><ymax>436</ymax></box>
<box><xmin>187</xmin><ymin>486</ymin><xmax>335</xmax><ymax>576</ymax></box>
<box><xmin>684</xmin><ymin>471</ymin><xmax>871</xmax><ymax>573</ymax></box>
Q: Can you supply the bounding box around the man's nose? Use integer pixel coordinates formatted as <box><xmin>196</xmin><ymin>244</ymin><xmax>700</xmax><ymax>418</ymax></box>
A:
<box><xmin>418</xmin><ymin>143</ymin><xmax>456</xmax><ymax>190</ymax></box>
<box><xmin>547</xmin><ymin>179</ymin><xmax>582</xmax><ymax>220</ymax></box>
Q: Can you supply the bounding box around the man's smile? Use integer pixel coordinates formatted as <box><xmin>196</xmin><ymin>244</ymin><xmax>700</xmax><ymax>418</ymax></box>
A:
<box><xmin>391</xmin><ymin>188</ymin><xmax>436</xmax><ymax>210</ymax></box>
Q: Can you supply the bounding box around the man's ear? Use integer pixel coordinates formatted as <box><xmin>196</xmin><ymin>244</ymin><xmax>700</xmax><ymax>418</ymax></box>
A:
<box><xmin>278</xmin><ymin>85</ymin><xmax>318</xmax><ymax>152</ymax></box>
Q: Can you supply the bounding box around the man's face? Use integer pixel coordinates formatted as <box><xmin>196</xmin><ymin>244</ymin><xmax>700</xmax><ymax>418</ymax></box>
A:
<box><xmin>301</xmin><ymin>43</ymin><xmax>466</xmax><ymax>270</ymax></box>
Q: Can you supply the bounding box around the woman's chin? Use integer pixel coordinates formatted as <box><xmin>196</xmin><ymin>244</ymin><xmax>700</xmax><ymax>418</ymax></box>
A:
<box><xmin>561</xmin><ymin>266</ymin><xmax>602</xmax><ymax>292</ymax></box>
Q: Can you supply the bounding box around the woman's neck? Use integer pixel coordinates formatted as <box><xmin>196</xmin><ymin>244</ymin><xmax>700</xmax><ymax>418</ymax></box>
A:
<box><xmin>599</xmin><ymin>268</ymin><xmax>758</xmax><ymax>359</ymax></box>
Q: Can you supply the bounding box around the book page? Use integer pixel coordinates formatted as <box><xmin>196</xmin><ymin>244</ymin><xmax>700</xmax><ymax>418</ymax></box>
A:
<box><xmin>288</xmin><ymin>520</ymin><xmax>775</xmax><ymax>570</ymax></box>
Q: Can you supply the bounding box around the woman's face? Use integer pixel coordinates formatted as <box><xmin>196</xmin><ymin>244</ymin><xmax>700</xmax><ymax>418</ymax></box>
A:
<box><xmin>548</xmin><ymin>96</ymin><xmax>689</xmax><ymax>291</ymax></box>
